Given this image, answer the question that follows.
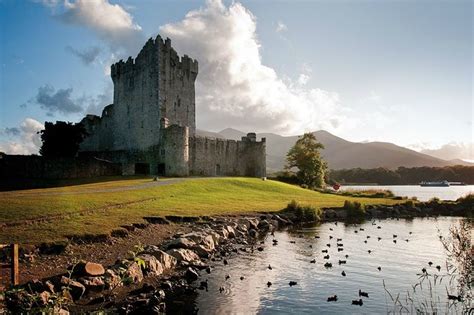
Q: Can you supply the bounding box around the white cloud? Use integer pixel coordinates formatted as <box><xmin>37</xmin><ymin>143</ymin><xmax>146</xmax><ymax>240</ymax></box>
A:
<box><xmin>41</xmin><ymin>0</ymin><xmax>144</xmax><ymax>56</ymax></box>
<box><xmin>367</xmin><ymin>90</ymin><xmax>381</xmax><ymax>102</ymax></box>
<box><xmin>297</xmin><ymin>73</ymin><xmax>310</xmax><ymax>85</ymax></box>
<box><xmin>160</xmin><ymin>0</ymin><xmax>350</xmax><ymax>135</ymax></box>
<box><xmin>0</xmin><ymin>118</ymin><xmax>44</xmax><ymax>155</ymax></box>
<box><xmin>276</xmin><ymin>21</ymin><xmax>287</xmax><ymax>32</ymax></box>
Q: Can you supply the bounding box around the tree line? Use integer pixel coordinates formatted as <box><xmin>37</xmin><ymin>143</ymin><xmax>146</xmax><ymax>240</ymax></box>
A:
<box><xmin>329</xmin><ymin>166</ymin><xmax>474</xmax><ymax>185</ymax></box>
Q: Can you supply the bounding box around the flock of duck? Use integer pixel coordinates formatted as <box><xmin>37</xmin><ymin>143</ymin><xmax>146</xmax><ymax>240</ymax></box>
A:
<box><xmin>202</xmin><ymin>220</ymin><xmax>450</xmax><ymax>308</ymax></box>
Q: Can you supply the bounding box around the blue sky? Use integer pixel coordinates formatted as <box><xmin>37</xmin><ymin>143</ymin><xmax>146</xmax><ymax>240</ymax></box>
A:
<box><xmin>0</xmin><ymin>0</ymin><xmax>472</xmax><ymax>160</ymax></box>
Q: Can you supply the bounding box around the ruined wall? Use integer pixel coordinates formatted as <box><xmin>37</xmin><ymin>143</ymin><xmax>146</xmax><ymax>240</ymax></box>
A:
<box><xmin>189</xmin><ymin>133</ymin><xmax>266</xmax><ymax>177</ymax></box>
<box><xmin>0</xmin><ymin>155</ymin><xmax>122</xmax><ymax>180</ymax></box>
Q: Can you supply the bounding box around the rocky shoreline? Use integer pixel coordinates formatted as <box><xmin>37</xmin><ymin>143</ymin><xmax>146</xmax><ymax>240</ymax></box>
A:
<box><xmin>1</xmin><ymin>199</ymin><xmax>472</xmax><ymax>314</ymax></box>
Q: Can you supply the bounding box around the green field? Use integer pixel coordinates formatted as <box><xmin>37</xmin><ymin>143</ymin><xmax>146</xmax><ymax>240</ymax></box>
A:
<box><xmin>0</xmin><ymin>177</ymin><xmax>400</xmax><ymax>244</ymax></box>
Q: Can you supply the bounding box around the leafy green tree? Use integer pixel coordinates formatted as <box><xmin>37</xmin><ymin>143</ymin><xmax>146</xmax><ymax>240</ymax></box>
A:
<box><xmin>285</xmin><ymin>133</ymin><xmax>327</xmax><ymax>188</ymax></box>
<box><xmin>39</xmin><ymin>121</ymin><xmax>88</xmax><ymax>158</ymax></box>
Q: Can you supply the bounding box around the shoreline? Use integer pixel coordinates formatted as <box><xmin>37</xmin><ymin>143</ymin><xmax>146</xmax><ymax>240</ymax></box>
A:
<box><xmin>1</xmin><ymin>200</ymin><xmax>472</xmax><ymax>314</ymax></box>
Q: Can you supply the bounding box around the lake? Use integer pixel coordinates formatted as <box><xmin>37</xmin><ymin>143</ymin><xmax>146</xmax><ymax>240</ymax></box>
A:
<box><xmin>339</xmin><ymin>185</ymin><xmax>473</xmax><ymax>201</ymax></box>
<box><xmin>189</xmin><ymin>217</ymin><xmax>470</xmax><ymax>314</ymax></box>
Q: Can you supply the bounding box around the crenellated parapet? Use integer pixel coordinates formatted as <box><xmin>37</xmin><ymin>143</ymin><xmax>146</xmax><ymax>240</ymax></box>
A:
<box><xmin>111</xmin><ymin>35</ymin><xmax>198</xmax><ymax>84</ymax></box>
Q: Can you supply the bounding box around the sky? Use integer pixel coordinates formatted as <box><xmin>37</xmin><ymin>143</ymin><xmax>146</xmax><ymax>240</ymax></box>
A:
<box><xmin>0</xmin><ymin>0</ymin><xmax>472</xmax><ymax>161</ymax></box>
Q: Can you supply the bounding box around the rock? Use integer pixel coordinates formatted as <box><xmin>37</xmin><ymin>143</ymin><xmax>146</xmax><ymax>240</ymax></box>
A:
<box><xmin>38</xmin><ymin>291</ymin><xmax>50</xmax><ymax>305</ymax></box>
<box><xmin>183</xmin><ymin>233</ymin><xmax>216</xmax><ymax>251</ymax></box>
<box><xmin>218</xmin><ymin>227</ymin><xmax>229</xmax><ymax>239</ymax></box>
<box><xmin>165</xmin><ymin>237</ymin><xmax>196</xmax><ymax>250</ymax></box>
<box><xmin>225</xmin><ymin>226</ymin><xmax>236</xmax><ymax>238</ymax></box>
<box><xmin>104</xmin><ymin>269</ymin><xmax>122</xmax><ymax>289</ymax></box>
<box><xmin>185</xmin><ymin>267</ymin><xmax>199</xmax><ymax>282</ymax></box>
<box><xmin>126</xmin><ymin>262</ymin><xmax>144</xmax><ymax>284</ymax></box>
<box><xmin>75</xmin><ymin>261</ymin><xmax>105</xmax><ymax>277</ymax></box>
<box><xmin>248</xmin><ymin>229</ymin><xmax>258</xmax><ymax>238</ymax></box>
<box><xmin>142</xmin><ymin>245</ymin><xmax>177</xmax><ymax>270</ymax></box>
<box><xmin>45</xmin><ymin>280</ymin><xmax>55</xmax><ymax>293</ymax></box>
<box><xmin>257</xmin><ymin>219</ymin><xmax>271</xmax><ymax>230</ymax></box>
<box><xmin>191</xmin><ymin>244</ymin><xmax>213</xmax><ymax>258</ymax></box>
<box><xmin>167</xmin><ymin>248</ymin><xmax>200</xmax><ymax>263</ymax></box>
<box><xmin>138</xmin><ymin>254</ymin><xmax>164</xmax><ymax>276</ymax></box>
<box><xmin>79</xmin><ymin>276</ymin><xmax>105</xmax><ymax>290</ymax></box>
<box><xmin>60</xmin><ymin>276</ymin><xmax>86</xmax><ymax>300</ymax></box>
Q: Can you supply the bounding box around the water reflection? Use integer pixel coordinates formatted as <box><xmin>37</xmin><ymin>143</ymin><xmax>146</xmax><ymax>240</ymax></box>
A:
<box><xmin>192</xmin><ymin>217</ymin><xmax>468</xmax><ymax>314</ymax></box>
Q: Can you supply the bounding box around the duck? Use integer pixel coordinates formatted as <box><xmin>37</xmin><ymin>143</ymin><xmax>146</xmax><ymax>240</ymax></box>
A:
<box><xmin>436</xmin><ymin>265</ymin><xmax>441</xmax><ymax>271</ymax></box>
<box><xmin>289</xmin><ymin>281</ymin><xmax>297</xmax><ymax>287</ymax></box>
<box><xmin>329</xmin><ymin>236</ymin><xmax>333</xmax><ymax>239</ymax></box>
<box><xmin>310</xmin><ymin>259</ymin><xmax>316</xmax><ymax>264</ymax></box>
<box><xmin>409</xmin><ymin>232</ymin><xmax>413</xmax><ymax>235</ymax></box>
<box><xmin>267</xmin><ymin>281</ymin><xmax>272</xmax><ymax>287</ymax></box>
<box><xmin>337</xmin><ymin>243</ymin><xmax>343</xmax><ymax>247</ymax></box>
<box><xmin>341</xmin><ymin>271</ymin><xmax>346</xmax><ymax>276</ymax></box>
<box><xmin>327</xmin><ymin>295</ymin><xmax>338</xmax><ymax>302</ymax></box>
<box><xmin>352</xmin><ymin>299</ymin><xmax>363</xmax><ymax>306</ymax></box>
<box><xmin>315</xmin><ymin>236</ymin><xmax>320</xmax><ymax>239</ymax></box>
<box><xmin>393</xmin><ymin>240</ymin><xmax>397</xmax><ymax>244</ymax></box>
<box><xmin>338</xmin><ymin>248</ymin><xmax>344</xmax><ymax>252</ymax></box>
<box><xmin>338</xmin><ymin>260</ymin><xmax>347</xmax><ymax>265</ymax></box>
<box><xmin>345</xmin><ymin>254</ymin><xmax>349</xmax><ymax>258</ymax></box>
<box><xmin>428</xmin><ymin>261</ymin><xmax>433</xmax><ymax>266</ymax></box>
<box><xmin>223</xmin><ymin>259</ymin><xmax>228</xmax><ymax>265</ymax></box>
<box><xmin>368</xmin><ymin>250</ymin><xmax>372</xmax><ymax>254</ymax></box>
<box><xmin>268</xmin><ymin>264</ymin><xmax>273</xmax><ymax>270</ymax></box>
<box><xmin>337</xmin><ymin>238</ymin><xmax>342</xmax><ymax>242</ymax></box>
<box><xmin>240</xmin><ymin>276</ymin><xmax>245</xmax><ymax>280</ymax></box>
<box><xmin>359</xmin><ymin>289</ymin><xmax>369</xmax><ymax>298</ymax></box>
<box><xmin>366</xmin><ymin>235</ymin><xmax>371</xmax><ymax>239</ymax></box>
<box><xmin>206</xmin><ymin>267</ymin><xmax>211</xmax><ymax>274</ymax></box>
<box><xmin>327</xmin><ymin>244</ymin><xmax>331</xmax><ymax>247</ymax></box>
<box><xmin>309</xmin><ymin>245</ymin><xmax>313</xmax><ymax>248</ymax></box>
<box><xmin>364</xmin><ymin>240</ymin><xmax>367</xmax><ymax>244</ymax></box>
<box><xmin>360</xmin><ymin>228</ymin><xmax>365</xmax><ymax>231</ymax></box>
<box><xmin>272</xmin><ymin>239</ymin><xmax>278</xmax><ymax>244</ymax></box>
<box><xmin>354</xmin><ymin>230</ymin><xmax>358</xmax><ymax>233</ymax></box>
<box><xmin>329</xmin><ymin>228</ymin><xmax>333</xmax><ymax>231</ymax></box>
<box><xmin>322</xmin><ymin>249</ymin><xmax>328</xmax><ymax>253</ymax></box>
<box><xmin>225</xmin><ymin>275</ymin><xmax>230</xmax><ymax>280</ymax></box>
<box><xmin>405</xmin><ymin>239</ymin><xmax>409</xmax><ymax>242</ymax></box>
<box><xmin>219</xmin><ymin>286</ymin><xmax>225</xmax><ymax>293</ymax></box>
<box><xmin>199</xmin><ymin>280</ymin><xmax>208</xmax><ymax>291</ymax></box>
<box><xmin>377</xmin><ymin>237</ymin><xmax>382</xmax><ymax>241</ymax></box>
<box><xmin>393</xmin><ymin>234</ymin><xmax>397</xmax><ymax>238</ymax></box>
<box><xmin>324</xmin><ymin>255</ymin><xmax>330</xmax><ymax>259</ymax></box>
<box><xmin>421</xmin><ymin>268</ymin><xmax>427</xmax><ymax>273</ymax></box>
<box><xmin>290</xmin><ymin>241</ymin><xmax>296</xmax><ymax>244</ymax></box>
<box><xmin>377</xmin><ymin>266</ymin><xmax>381</xmax><ymax>271</ymax></box>
<box><xmin>324</xmin><ymin>262</ymin><xmax>333</xmax><ymax>268</ymax></box>
<box><xmin>377</xmin><ymin>226</ymin><xmax>381</xmax><ymax>229</ymax></box>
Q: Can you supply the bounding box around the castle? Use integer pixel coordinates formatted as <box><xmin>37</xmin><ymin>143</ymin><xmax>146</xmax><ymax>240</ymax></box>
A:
<box><xmin>79</xmin><ymin>35</ymin><xmax>266</xmax><ymax>177</ymax></box>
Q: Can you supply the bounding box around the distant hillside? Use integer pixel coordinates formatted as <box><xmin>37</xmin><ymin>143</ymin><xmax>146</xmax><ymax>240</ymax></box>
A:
<box><xmin>197</xmin><ymin>128</ymin><xmax>462</xmax><ymax>172</ymax></box>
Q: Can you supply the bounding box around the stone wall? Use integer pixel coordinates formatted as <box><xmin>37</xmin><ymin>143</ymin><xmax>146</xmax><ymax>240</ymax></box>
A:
<box><xmin>189</xmin><ymin>134</ymin><xmax>266</xmax><ymax>177</ymax></box>
<box><xmin>0</xmin><ymin>155</ymin><xmax>121</xmax><ymax>180</ymax></box>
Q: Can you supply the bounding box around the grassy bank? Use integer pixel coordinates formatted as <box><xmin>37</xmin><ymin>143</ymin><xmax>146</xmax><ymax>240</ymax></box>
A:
<box><xmin>0</xmin><ymin>177</ymin><xmax>400</xmax><ymax>243</ymax></box>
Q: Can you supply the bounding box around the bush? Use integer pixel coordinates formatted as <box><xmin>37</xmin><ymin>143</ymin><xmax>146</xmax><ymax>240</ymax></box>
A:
<box><xmin>286</xmin><ymin>200</ymin><xmax>321</xmax><ymax>222</ymax></box>
<box><xmin>404</xmin><ymin>200</ymin><xmax>415</xmax><ymax>208</ymax></box>
<box><xmin>456</xmin><ymin>193</ymin><xmax>474</xmax><ymax>208</ymax></box>
<box><xmin>429</xmin><ymin>197</ymin><xmax>440</xmax><ymax>204</ymax></box>
<box><xmin>343</xmin><ymin>200</ymin><xmax>366</xmax><ymax>217</ymax></box>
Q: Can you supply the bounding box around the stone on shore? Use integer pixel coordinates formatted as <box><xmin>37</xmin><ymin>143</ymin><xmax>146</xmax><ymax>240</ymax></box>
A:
<box><xmin>167</xmin><ymin>248</ymin><xmax>201</xmax><ymax>263</ymax></box>
<box><xmin>138</xmin><ymin>254</ymin><xmax>164</xmax><ymax>276</ymax></box>
<box><xmin>141</xmin><ymin>245</ymin><xmax>178</xmax><ymax>269</ymax></box>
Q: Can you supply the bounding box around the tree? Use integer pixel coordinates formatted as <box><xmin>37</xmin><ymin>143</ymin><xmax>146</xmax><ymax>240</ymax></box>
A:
<box><xmin>39</xmin><ymin>121</ymin><xmax>88</xmax><ymax>158</ymax></box>
<box><xmin>285</xmin><ymin>133</ymin><xmax>327</xmax><ymax>188</ymax></box>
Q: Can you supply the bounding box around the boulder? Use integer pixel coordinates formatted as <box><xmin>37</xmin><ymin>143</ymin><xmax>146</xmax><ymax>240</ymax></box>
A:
<box><xmin>79</xmin><ymin>276</ymin><xmax>105</xmax><ymax>290</ymax></box>
<box><xmin>126</xmin><ymin>262</ymin><xmax>144</xmax><ymax>284</ymax></box>
<box><xmin>38</xmin><ymin>291</ymin><xmax>50</xmax><ymax>305</ymax></box>
<box><xmin>257</xmin><ymin>219</ymin><xmax>271</xmax><ymax>230</ymax></box>
<box><xmin>182</xmin><ymin>233</ymin><xmax>215</xmax><ymax>251</ymax></box>
<box><xmin>142</xmin><ymin>245</ymin><xmax>177</xmax><ymax>270</ymax></box>
<box><xmin>138</xmin><ymin>254</ymin><xmax>164</xmax><ymax>276</ymax></box>
<box><xmin>104</xmin><ymin>269</ymin><xmax>122</xmax><ymax>289</ymax></box>
<box><xmin>60</xmin><ymin>276</ymin><xmax>86</xmax><ymax>300</ymax></box>
<box><xmin>248</xmin><ymin>229</ymin><xmax>258</xmax><ymax>238</ymax></box>
<box><xmin>225</xmin><ymin>226</ymin><xmax>236</xmax><ymax>238</ymax></box>
<box><xmin>165</xmin><ymin>237</ymin><xmax>196</xmax><ymax>250</ymax></box>
<box><xmin>167</xmin><ymin>248</ymin><xmax>200</xmax><ymax>263</ymax></box>
<box><xmin>185</xmin><ymin>267</ymin><xmax>199</xmax><ymax>282</ymax></box>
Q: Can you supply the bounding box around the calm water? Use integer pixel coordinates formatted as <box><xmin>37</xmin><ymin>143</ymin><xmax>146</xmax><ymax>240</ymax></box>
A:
<box><xmin>339</xmin><ymin>185</ymin><xmax>473</xmax><ymax>201</ymax></box>
<box><xmin>194</xmin><ymin>217</ymin><xmax>470</xmax><ymax>314</ymax></box>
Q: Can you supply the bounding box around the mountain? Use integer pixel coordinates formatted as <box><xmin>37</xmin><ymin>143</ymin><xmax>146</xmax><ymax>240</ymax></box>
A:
<box><xmin>196</xmin><ymin>128</ymin><xmax>461</xmax><ymax>172</ymax></box>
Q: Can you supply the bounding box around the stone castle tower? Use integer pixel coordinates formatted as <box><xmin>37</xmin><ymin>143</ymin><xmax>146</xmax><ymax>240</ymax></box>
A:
<box><xmin>80</xmin><ymin>35</ymin><xmax>266</xmax><ymax>177</ymax></box>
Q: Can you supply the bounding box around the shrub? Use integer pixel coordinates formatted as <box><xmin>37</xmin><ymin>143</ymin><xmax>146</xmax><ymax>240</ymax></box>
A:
<box><xmin>404</xmin><ymin>200</ymin><xmax>415</xmax><ymax>208</ymax></box>
<box><xmin>429</xmin><ymin>197</ymin><xmax>440</xmax><ymax>204</ymax></box>
<box><xmin>456</xmin><ymin>193</ymin><xmax>474</xmax><ymax>208</ymax></box>
<box><xmin>343</xmin><ymin>200</ymin><xmax>366</xmax><ymax>217</ymax></box>
<box><xmin>286</xmin><ymin>200</ymin><xmax>321</xmax><ymax>222</ymax></box>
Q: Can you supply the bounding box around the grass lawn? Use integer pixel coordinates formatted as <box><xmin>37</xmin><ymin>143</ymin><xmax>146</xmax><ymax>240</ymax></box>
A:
<box><xmin>0</xmin><ymin>177</ymin><xmax>400</xmax><ymax>244</ymax></box>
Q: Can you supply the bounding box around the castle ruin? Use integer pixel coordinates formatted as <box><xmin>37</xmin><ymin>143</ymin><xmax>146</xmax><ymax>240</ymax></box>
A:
<box><xmin>79</xmin><ymin>35</ymin><xmax>266</xmax><ymax>177</ymax></box>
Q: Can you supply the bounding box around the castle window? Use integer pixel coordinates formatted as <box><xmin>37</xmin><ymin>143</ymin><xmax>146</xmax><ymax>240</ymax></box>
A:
<box><xmin>177</xmin><ymin>98</ymin><xmax>181</xmax><ymax>107</ymax></box>
<box><xmin>141</xmin><ymin>121</ymin><xmax>144</xmax><ymax>128</ymax></box>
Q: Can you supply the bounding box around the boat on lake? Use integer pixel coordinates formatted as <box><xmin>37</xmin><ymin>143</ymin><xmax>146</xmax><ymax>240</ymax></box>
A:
<box><xmin>420</xmin><ymin>180</ymin><xmax>450</xmax><ymax>187</ymax></box>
